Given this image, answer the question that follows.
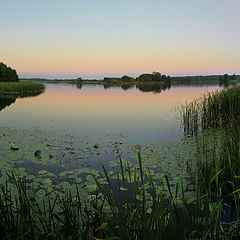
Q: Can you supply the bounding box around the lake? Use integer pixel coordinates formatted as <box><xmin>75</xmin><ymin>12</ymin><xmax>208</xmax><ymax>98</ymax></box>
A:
<box><xmin>0</xmin><ymin>83</ymin><xmax>221</xmax><ymax>143</ymax></box>
<box><xmin>0</xmin><ymin>82</ymin><xmax>222</xmax><ymax>198</ymax></box>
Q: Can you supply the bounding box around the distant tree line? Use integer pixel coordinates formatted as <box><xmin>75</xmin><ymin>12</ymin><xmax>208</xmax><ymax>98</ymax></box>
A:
<box><xmin>0</xmin><ymin>62</ymin><xmax>19</xmax><ymax>82</ymax></box>
<box><xmin>172</xmin><ymin>74</ymin><xmax>239</xmax><ymax>84</ymax></box>
<box><xmin>103</xmin><ymin>72</ymin><xmax>171</xmax><ymax>83</ymax></box>
<box><xmin>103</xmin><ymin>76</ymin><xmax>134</xmax><ymax>83</ymax></box>
<box><xmin>172</xmin><ymin>75</ymin><xmax>218</xmax><ymax>83</ymax></box>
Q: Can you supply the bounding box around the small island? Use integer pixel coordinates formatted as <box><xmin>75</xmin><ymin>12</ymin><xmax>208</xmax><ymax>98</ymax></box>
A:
<box><xmin>0</xmin><ymin>62</ymin><xmax>45</xmax><ymax>94</ymax></box>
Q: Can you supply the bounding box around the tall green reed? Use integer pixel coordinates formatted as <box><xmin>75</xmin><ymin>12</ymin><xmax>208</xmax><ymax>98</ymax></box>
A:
<box><xmin>181</xmin><ymin>86</ymin><xmax>240</xmax><ymax>136</ymax></box>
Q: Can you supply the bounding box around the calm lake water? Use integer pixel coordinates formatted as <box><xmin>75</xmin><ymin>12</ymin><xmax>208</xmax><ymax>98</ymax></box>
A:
<box><xmin>0</xmin><ymin>83</ymin><xmax>221</xmax><ymax>143</ymax></box>
<box><xmin>0</xmin><ymin>82</ymin><xmax>224</xmax><ymax>198</ymax></box>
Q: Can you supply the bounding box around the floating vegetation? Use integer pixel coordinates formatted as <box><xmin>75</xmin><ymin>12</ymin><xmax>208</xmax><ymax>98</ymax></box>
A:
<box><xmin>0</xmin><ymin>126</ymin><xmax>198</xmax><ymax>203</ymax></box>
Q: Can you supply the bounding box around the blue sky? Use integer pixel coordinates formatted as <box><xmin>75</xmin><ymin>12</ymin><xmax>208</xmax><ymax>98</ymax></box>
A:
<box><xmin>0</xmin><ymin>0</ymin><xmax>239</xmax><ymax>78</ymax></box>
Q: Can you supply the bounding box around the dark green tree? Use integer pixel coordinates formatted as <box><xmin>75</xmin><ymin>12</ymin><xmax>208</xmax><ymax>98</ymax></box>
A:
<box><xmin>121</xmin><ymin>75</ymin><xmax>134</xmax><ymax>82</ymax></box>
<box><xmin>76</xmin><ymin>77</ymin><xmax>83</xmax><ymax>82</ymax></box>
<box><xmin>219</xmin><ymin>73</ymin><xmax>237</xmax><ymax>88</ymax></box>
<box><xmin>137</xmin><ymin>72</ymin><xmax>171</xmax><ymax>83</ymax></box>
<box><xmin>0</xmin><ymin>62</ymin><xmax>19</xmax><ymax>82</ymax></box>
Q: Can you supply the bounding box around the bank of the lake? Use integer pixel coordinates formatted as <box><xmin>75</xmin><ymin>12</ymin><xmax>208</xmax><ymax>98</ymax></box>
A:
<box><xmin>0</xmin><ymin>81</ymin><xmax>45</xmax><ymax>94</ymax></box>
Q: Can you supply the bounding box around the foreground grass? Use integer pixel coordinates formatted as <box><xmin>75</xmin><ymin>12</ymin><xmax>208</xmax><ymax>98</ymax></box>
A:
<box><xmin>0</xmin><ymin>145</ymin><xmax>239</xmax><ymax>240</ymax></box>
<box><xmin>0</xmin><ymin>81</ymin><xmax>45</xmax><ymax>94</ymax></box>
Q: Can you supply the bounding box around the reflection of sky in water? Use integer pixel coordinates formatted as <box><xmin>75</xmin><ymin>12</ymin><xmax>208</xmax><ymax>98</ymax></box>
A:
<box><xmin>0</xmin><ymin>83</ymin><xmax>221</xmax><ymax>143</ymax></box>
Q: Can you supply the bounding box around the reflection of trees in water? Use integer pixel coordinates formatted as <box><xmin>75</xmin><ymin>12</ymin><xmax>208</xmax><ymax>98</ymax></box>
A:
<box><xmin>103</xmin><ymin>83</ymin><xmax>135</xmax><ymax>90</ymax></box>
<box><xmin>136</xmin><ymin>82</ymin><xmax>171</xmax><ymax>93</ymax></box>
<box><xmin>121</xmin><ymin>84</ymin><xmax>135</xmax><ymax>90</ymax></box>
<box><xmin>0</xmin><ymin>92</ymin><xmax>43</xmax><ymax>112</ymax></box>
<box><xmin>74</xmin><ymin>82</ymin><xmax>172</xmax><ymax>93</ymax></box>
<box><xmin>0</xmin><ymin>97</ymin><xmax>16</xmax><ymax>111</ymax></box>
<box><xmin>219</xmin><ymin>81</ymin><xmax>229</xmax><ymax>88</ymax></box>
<box><xmin>76</xmin><ymin>82</ymin><xmax>83</xmax><ymax>89</ymax></box>
<box><xmin>103</xmin><ymin>83</ymin><xmax>112</xmax><ymax>89</ymax></box>
<box><xmin>136</xmin><ymin>83</ymin><xmax>171</xmax><ymax>93</ymax></box>
<box><xmin>102</xmin><ymin>82</ymin><xmax>171</xmax><ymax>93</ymax></box>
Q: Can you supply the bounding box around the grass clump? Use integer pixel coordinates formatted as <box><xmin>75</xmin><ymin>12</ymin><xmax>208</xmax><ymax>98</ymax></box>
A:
<box><xmin>0</xmin><ymin>81</ymin><xmax>45</xmax><ymax>94</ymax></box>
<box><xmin>196</xmin><ymin>127</ymin><xmax>240</xmax><ymax>202</ymax></box>
<box><xmin>182</xmin><ymin>86</ymin><xmax>240</xmax><ymax>136</ymax></box>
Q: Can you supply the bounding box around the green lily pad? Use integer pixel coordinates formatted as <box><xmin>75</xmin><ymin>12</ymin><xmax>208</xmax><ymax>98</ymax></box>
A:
<box><xmin>34</xmin><ymin>150</ymin><xmax>42</xmax><ymax>158</ymax></box>
<box><xmin>38</xmin><ymin>170</ymin><xmax>48</xmax><ymax>175</ymax></box>
<box><xmin>10</xmin><ymin>145</ymin><xmax>19</xmax><ymax>151</ymax></box>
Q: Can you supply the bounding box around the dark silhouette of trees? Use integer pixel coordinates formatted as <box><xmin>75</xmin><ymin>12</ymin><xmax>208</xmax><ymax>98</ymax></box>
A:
<box><xmin>136</xmin><ymin>72</ymin><xmax>171</xmax><ymax>83</ymax></box>
<box><xmin>103</xmin><ymin>72</ymin><xmax>172</xmax><ymax>84</ymax></box>
<box><xmin>75</xmin><ymin>77</ymin><xmax>83</xmax><ymax>89</ymax></box>
<box><xmin>219</xmin><ymin>74</ymin><xmax>237</xmax><ymax>87</ymax></box>
<box><xmin>76</xmin><ymin>77</ymin><xmax>83</xmax><ymax>82</ymax></box>
<box><xmin>0</xmin><ymin>62</ymin><xmax>19</xmax><ymax>82</ymax></box>
<box><xmin>121</xmin><ymin>75</ymin><xmax>134</xmax><ymax>82</ymax></box>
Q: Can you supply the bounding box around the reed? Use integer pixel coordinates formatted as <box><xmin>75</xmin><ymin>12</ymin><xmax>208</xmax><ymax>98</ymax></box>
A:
<box><xmin>0</xmin><ymin>81</ymin><xmax>45</xmax><ymax>94</ymax></box>
<box><xmin>181</xmin><ymin>86</ymin><xmax>240</xmax><ymax>136</ymax></box>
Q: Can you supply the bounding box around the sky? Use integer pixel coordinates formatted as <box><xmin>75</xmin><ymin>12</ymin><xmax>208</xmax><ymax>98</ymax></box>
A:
<box><xmin>0</xmin><ymin>0</ymin><xmax>239</xmax><ymax>79</ymax></box>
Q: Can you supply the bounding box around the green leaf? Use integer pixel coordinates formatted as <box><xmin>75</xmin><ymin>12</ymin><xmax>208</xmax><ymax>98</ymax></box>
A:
<box><xmin>34</xmin><ymin>150</ymin><xmax>41</xmax><ymax>158</ymax></box>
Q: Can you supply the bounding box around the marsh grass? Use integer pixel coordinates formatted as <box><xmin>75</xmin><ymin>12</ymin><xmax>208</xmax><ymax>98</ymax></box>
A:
<box><xmin>196</xmin><ymin>127</ymin><xmax>240</xmax><ymax>205</ymax></box>
<box><xmin>181</xmin><ymin>86</ymin><xmax>240</xmax><ymax>201</ymax></box>
<box><xmin>181</xmin><ymin>86</ymin><xmax>240</xmax><ymax>136</ymax></box>
<box><xmin>0</xmin><ymin>81</ymin><xmax>45</xmax><ymax>94</ymax></box>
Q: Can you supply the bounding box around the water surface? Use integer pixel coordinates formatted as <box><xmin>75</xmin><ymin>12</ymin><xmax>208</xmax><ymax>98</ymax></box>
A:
<box><xmin>0</xmin><ymin>83</ymin><xmax>221</xmax><ymax>143</ymax></box>
<box><xmin>0</xmin><ymin>83</ymin><xmax>223</xmax><ymax>199</ymax></box>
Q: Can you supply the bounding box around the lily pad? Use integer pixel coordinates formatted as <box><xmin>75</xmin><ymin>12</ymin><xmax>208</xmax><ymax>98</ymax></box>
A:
<box><xmin>10</xmin><ymin>145</ymin><xmax>19</xmax><ymax>151</ymax></box>
<box><xmin>38</xmin><ymin>170</ymin><xmax>48</xmax><ymax>175</ymax></box>
<box><xmin>34</xmin><ymin>150</ymin><xmax>42</xmax><ymax>158</ymax></box>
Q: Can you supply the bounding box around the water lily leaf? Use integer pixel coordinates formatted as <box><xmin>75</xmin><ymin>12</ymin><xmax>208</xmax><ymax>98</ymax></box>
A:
<box><xmin>10</xmin><ymin>145</ymin><xmax>19</xmax><ymax>151</ymax></box>
<box><xmin>34</xmin><ymin>150</ymin><xmax>41</xmax><ymax>158</ymax></box>
<box><xmin>38</xmin><ymin>170</ymin><xmax>48</xmax><ymax>175</ymax></box>
<box><xmin>26</xmin><ymin>175</ymin><xmax>35</xmax><ymax>180</ymax></box>
<box><xmin>43</xmin><ymin>178</ymin><xmax>52</xmax><ymax>184</ymax></box>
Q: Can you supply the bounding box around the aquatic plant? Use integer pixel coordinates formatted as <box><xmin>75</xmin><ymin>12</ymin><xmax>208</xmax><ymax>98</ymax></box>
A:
<box><xmin>181</xmin><ymin>86</ymin><xmax>240</xmax><ymax>136</ymax></box>
<box><xmin>0</xmin><ymin>81</ymin><xmax>45</xmax><ymax>94</ymax></box>
<box><xmin>0</xmin><ymin>151</ymin><xmax>239</xmax><ymax>239</ymax></box>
